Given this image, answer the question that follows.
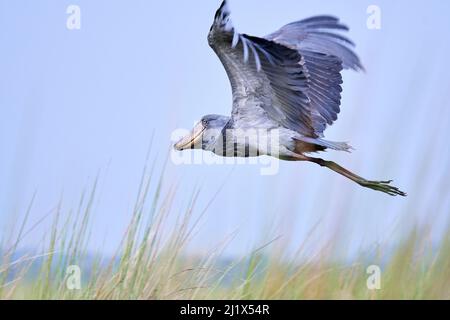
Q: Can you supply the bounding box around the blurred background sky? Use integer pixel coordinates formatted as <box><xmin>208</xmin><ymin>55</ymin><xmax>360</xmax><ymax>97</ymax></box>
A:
<box><xmin>1</xmin><ymin>0</ymin><xmax>449</xmax><ymax>259</ymax></box>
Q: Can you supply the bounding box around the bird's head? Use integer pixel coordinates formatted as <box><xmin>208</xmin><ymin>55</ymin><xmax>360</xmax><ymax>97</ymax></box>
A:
<box><xmin>174</xmin><ymin>114</ymin><xmax>229</xmax><ymax>151</ymax></box>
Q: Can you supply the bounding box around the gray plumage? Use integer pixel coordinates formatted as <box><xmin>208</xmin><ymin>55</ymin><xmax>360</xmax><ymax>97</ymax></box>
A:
<box><xmin>174</xmin><ymin>0</ymin><xmax>406</xmax><ymax>196</ymax></box>
<box><xmin>208</xmin><ymin>1</ymin><xmax>362</xmax><ymax>139</ymax></box>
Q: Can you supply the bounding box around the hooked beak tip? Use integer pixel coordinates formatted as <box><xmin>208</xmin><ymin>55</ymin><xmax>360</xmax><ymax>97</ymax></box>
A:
<box><xmin>174</xmin><ymin>123</ymin><xmax>206</xmax><ymax>151</ymax></box>
<box><xmin>173</xmin><ymin>142</ymin><xmax>183</xmax><ymax>151</ymax></box>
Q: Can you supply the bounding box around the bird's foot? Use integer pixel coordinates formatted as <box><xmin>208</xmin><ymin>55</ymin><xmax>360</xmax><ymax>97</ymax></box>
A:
<box><xmin>358</xmin><ymin>179</ymin><xmax>407</xmax><ymax>197</ymax></box>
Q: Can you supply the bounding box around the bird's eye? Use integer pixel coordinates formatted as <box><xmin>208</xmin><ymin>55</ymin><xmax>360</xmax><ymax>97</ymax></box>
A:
<box><xmin>202</xmin><ymin>119</ymin><xmax>208</xmax><ymax>126</ymax></box>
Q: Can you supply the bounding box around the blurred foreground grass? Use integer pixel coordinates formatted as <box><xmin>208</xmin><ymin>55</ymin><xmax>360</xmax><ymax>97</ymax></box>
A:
<box><xmin>0</xmin><ymin>172</ymin><xmax>448</xmax><ymax>300</ymax></box>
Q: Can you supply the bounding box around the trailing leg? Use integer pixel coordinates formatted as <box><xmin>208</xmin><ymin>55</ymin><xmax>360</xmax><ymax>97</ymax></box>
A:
<box><xmin>303</xmin><ymin>156</ymin><xmax>406</xmax><ymax>197</ymax></box>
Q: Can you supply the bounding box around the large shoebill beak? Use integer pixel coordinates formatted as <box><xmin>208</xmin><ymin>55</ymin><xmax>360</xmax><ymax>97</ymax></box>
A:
<box><xmin>174</xmin><ymin>122</ymin><xmax>206</xmax><ymax>151</ymax></box>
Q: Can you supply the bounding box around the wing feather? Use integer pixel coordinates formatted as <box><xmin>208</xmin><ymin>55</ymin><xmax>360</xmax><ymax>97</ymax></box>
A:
<box><xmin>208</xmin><ymin>1</ymin><xmax>363</xmax><ymax>137</ymax></box>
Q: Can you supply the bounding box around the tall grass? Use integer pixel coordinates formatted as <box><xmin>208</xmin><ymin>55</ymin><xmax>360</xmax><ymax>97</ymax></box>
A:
<box><xmin>0</xmin><ymin>168</ymin><xmax>449</xmax><ymax>300</ymax></box>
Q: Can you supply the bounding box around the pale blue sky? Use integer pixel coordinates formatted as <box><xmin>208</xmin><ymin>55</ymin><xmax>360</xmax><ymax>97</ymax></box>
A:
<box><xmin>1</xmin><ymin>0</ymin><xmax>449</xmax><ymax>258</ymax></box>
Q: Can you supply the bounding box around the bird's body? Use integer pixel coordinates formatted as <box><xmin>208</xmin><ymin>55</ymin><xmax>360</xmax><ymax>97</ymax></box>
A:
<box><xmin>175</xmin><ymin>0</ymin><xmax>406</xmax><ymax>196</ymax></box>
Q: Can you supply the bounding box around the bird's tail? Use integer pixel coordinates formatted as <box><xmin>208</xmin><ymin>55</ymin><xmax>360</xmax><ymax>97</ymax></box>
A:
<box><xmin>297</xmin><ymin>137</ymin><xmax>353</xmax><ymax>153</ymax></box>
<box><xmin>316</xmin><ymin>139</ymin><xmax>353</xmax><ymax>152</ymax></box>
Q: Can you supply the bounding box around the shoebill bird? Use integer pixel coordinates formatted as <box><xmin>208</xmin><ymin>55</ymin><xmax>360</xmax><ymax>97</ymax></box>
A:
<box><xmin>174</xmin><ymin>0</ymin><xmax>406</xmax><ymax>197</ymax></box>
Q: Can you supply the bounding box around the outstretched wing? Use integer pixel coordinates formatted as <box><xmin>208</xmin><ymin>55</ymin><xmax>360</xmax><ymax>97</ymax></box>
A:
<box><xmin>266</xmin><ymin>16</ymin><xmax>363</xmax><ymax>134</ymax></box>
<box><xmin>208</xmin><ymin>1</ymin><xmax>362</xmax><ymax>137</ymax></box>
<box><xmin>208</xmin><ymin>1</ymin><xmax>315</xmax><ymax>136</ymax></box>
